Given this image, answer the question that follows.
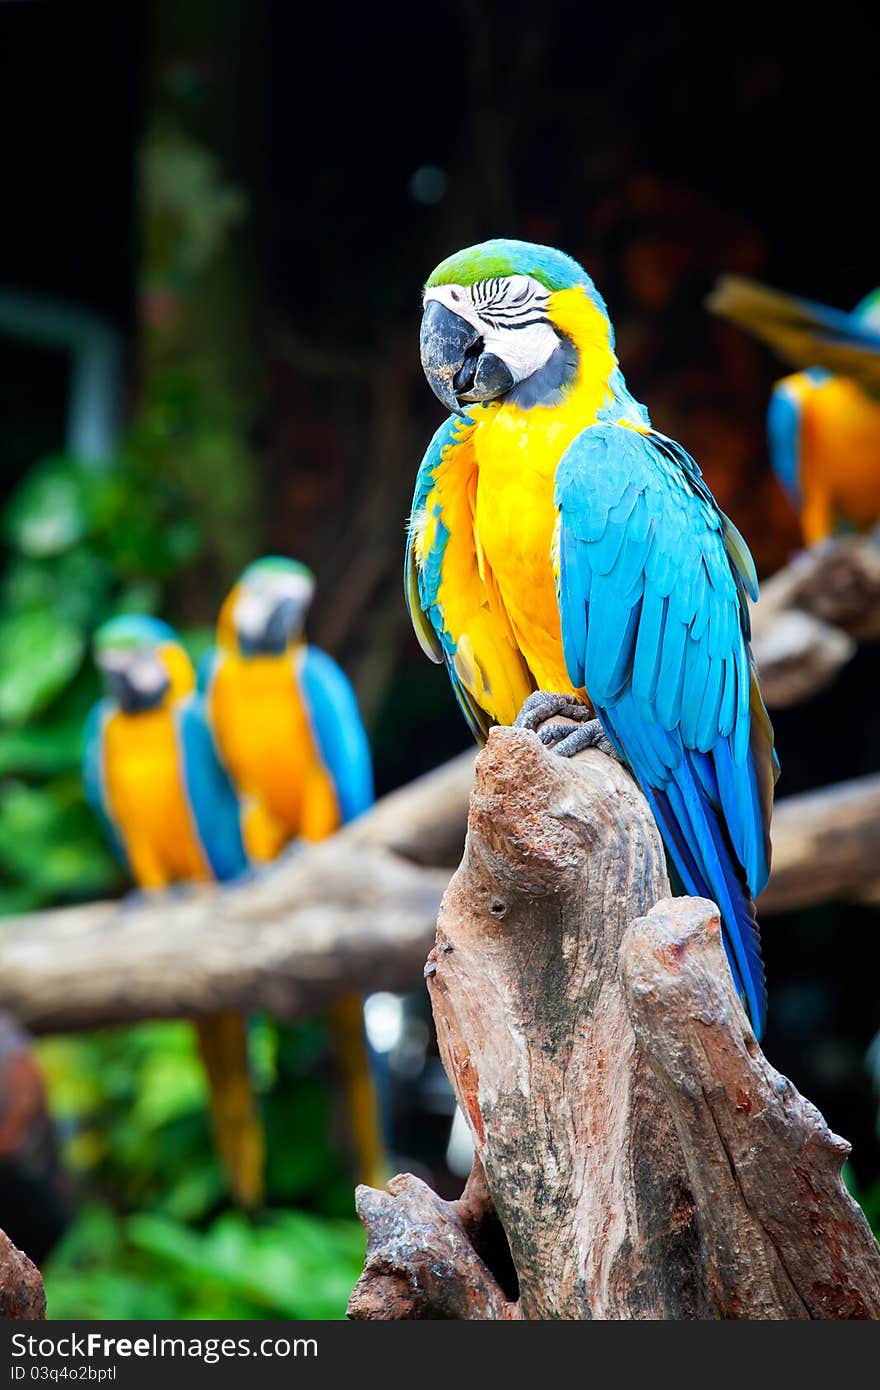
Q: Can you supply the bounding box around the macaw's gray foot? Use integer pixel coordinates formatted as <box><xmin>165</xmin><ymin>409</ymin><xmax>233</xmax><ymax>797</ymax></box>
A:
<box><xmin>514</xmin><ymin>691</ymin><xmax>621</xmax><ymax>761</ymax></box>
<box><xmin>514</xmin><ymin>690</ymin><xmax>592</xmax><ymax>732</ymax></box>
<box><xmin>121</xmin><ymin>887</ymin><xmax>154</xmax><ymax>910</ymax></box>
<box><xmin>537</xmin><ymin>717</ymin><xmax>621</xmax><ymax>761</ymax></box>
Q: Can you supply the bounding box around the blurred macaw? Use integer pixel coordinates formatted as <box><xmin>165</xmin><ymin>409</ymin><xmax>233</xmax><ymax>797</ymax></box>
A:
<box><xmin>83</xmin><ymin>615</ymin><xmax>264</xmax><ymax>1208</ymax></box>
<box><xmin>201</xmin><ymin>557</ymin><xmax>385</xmax><ymax>1185</ymax></box>
<box><xmin>407</xmin><ymin>239</ymin><xmax>778</xmax><ymax>1037</ymax></box>
<box><xmin>708</xmin><ymin>275</ymin><xmax>880</xmax><ymax>545</ymax></box>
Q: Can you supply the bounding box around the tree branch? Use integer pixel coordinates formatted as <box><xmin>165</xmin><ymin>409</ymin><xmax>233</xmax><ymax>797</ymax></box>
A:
<box><xmin>757</xmin><ymin>773</ymin><xmax>880</xmax><ymax>914</ymax></box>
<box><xmin>0</xmin><ymin>748</ymin><xmax>878</xmax><ymax>1034</ymax></box>
<box><xmin>752</xmin><ymin>533</ymin><xmax>880</xmax><ymax>707</ymax></box>
<box><xmin>0</xmin><ymin>841</ymin><xmax>448</xmax><ymax>1036</ymax></box>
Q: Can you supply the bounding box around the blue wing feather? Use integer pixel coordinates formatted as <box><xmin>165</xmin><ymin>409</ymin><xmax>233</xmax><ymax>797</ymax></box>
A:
<box><xmin>555</xmin><ymin>422</ymin><xmax>778</xmax><ymax>1036</ymax></box>
<box><xmin>196</xmin><ymin>648</ymin><xmax>219</xmax><ymax>696</ymax></box>
<box><xmin>405</xmin><ymin>417</ymin><xmax>460</xmax><ymax>667</ymax></box>
<box><xmin>177</xmin><ymin>695</ymin><xmax>248</xmax><ymax>882</ymax></box>
<box><xmin>82</xmin><ymin>700</ymin><xmax>129</xmax><ymax>868</ymax></box>
<box><xmin>405</xmin><ymin>418</ymin><xmax>488</xmax><ymax>741</ymax></box>
<box><xmin>298</xmin><ymin>646</ymin><xmax>374</xmax><ymax>823</ymax></box>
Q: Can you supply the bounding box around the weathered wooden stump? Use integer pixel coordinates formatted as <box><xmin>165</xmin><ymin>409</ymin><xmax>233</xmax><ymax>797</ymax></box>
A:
<box><xmin>0</xmin><ymin>1228</ymin><xmax>45</xmax><ymax>1320</ymax></box>
<box><xmin>348</xmin><ymin>726</ymin><xmax>880</xmax><ymax>1320</ymax></box>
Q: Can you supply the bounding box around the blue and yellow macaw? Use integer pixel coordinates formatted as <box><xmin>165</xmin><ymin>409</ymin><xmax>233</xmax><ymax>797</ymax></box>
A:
<box><xmin>83</xmin><ymin>615</ymin><xmax>264</xmax><ymax>1207</ymax></box>
<box><xmin>708</xmin><ymin>275</ymin><xmax>880</xmax><ymax>545</ymax></box>
<box><xmin>407</xmin><ymin>239</ymin><xmax>779</xmax><ymax>1037</ymax></box>
<box><xmin>201</xmin><ymin>557</ymin><xmax>385</xmax><ymax>1185</ymax></box>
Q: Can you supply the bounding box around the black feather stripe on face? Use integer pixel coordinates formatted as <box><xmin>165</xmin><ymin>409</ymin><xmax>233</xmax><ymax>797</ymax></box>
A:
<box><xmin>467</xmin><ymin>277</ymin><xmax>550</xmax><ymax>331</ymax></box>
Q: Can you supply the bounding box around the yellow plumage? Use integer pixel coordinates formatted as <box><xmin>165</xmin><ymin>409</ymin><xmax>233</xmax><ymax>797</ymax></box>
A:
<box><xmin>207</xmin><ymin>648</ymin><xmax>339</xmax><ymax>860</ymax></box>
<box><xmin>432</xmin><ymin>286</ymin><xmax>619</xmax><ymax>713</ymax></box>
<box><xmin>777</xmin><ymin>370</ymin><xmax>880</xmax><ymax>543</ymax></box>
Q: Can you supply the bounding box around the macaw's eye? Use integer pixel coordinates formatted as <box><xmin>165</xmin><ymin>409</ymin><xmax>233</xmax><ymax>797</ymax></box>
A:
<box><xmin>450</xmin><ymin>289</ymin><xmax>461</xmax><ymax>302</ymax></box>
<box><xmin>508</xmin><ymin>285</ymin><xmax>530</xmax><ymax>306</ymax></box>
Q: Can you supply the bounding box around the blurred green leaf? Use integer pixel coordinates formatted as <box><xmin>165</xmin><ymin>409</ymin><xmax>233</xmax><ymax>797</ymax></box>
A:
<box><xmin>0</xmin><ymin>716</ymin><xmax>86</xmax><ymax>778</ymax></box>
<box><xmin>42</xmin><ymin>1204</ymin><xmax>182</xmax><ymax>1321</ymax></box>
<box><xmin>0</xmin><ymin>610</ymin><xmax>84</xmax><ymax>724</ymax></box>
<box><xmin>133</xmin><ymin>1035</ymin><xmax>208</xmax><ymax>1131</ymax></box>
<box><xmin>4</xmin><ymin>456</ymin><xmax>91</xmax><ymax>557</ymax></box>
<box><xmin>0</xmin><ymin>883</ymin><xmax>42</xmax><ymax>914</ymax></box>
<box><xmin>3</xmin><ymin>550</ymin><xmax>112</xmax><ymax>631</ymax></box>
<box><xmin>128</xmin><ymin>1208</ymin><xmax>363</xmax><ymax>1319</ymax></box>
<box><xmin>0</xmin><ymin>779</ymin><xmax>119</xmax><ymax>898</ymax></box>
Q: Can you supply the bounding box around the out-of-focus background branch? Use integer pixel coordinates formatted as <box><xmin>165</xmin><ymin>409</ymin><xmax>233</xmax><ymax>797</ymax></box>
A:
<box><xmin>1</xmin><ymin>0</ymin><xmax>879</xmax><ymax>1319</ymax></box>
<box><xmin>0</xmin><ymin>756</ymin><xmax>878</xmax><ymax>1035</ymax></box>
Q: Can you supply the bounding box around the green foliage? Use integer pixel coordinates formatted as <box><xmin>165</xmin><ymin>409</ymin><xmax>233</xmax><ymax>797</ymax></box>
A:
<box><xmin>842</xmin><ymin>1161</ymin><xmax>880</xmax><ymax>1241</ymax></box>
<box><xmin>38</xmin><ymin>1018</ymin><xmax>364</xmax><ymax>1320</ymax></box>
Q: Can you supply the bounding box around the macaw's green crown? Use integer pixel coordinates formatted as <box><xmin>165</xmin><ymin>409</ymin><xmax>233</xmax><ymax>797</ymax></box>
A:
<box><xmin>855</xmin><ymin>288</ymin><xmax>880</xmax><ymax>332</ymax></box>
<box><xmin>238</xmin><ymin>556</ymin><xmax>315</xmax><ymax>587</ymax></box>
<box><xmin>425</xmin><ymin>239</ymin><xmax>593</xmax><ymax>295</ymax></box>
<box><xmin>93</xmin><ymin>614</ymin><xmax>178</xmax><ymax>655</ymax></box>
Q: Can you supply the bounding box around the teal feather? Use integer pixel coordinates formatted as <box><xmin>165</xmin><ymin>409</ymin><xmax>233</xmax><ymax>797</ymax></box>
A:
<box><xmin>82</xmin><ymin>700</ymin><xmax>128</xmax><ymax>869</ymax></box>
<box><xmin>299</xmin><ymin>647</ymin><xmax>374</xmax><ymax>823</ymax></box>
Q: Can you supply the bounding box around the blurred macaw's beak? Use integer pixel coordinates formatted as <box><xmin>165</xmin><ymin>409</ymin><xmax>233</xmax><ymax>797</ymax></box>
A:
<box><xmin>99</xmin><ymin>654</ymin><xmax>170</xmax><ymax>713</ymax></box>
<box><xmin>237</xmin><ymin>594</ymin><xmax>307</xmax><ymax>655</ymax></box>
<box><xmin>263</xmin><ymin>595</ymin><xmax>305</xmax><ymax>652</ymax></box>
<box><xmin>420</xmin><ymin>299</ymin><xmax>514</xmax><ymax>415</ymax></box>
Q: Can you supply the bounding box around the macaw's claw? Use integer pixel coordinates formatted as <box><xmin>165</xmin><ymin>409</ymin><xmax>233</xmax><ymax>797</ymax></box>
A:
<box><xmin>514</xmin><ymin>691</ymin><xmax>623</xmax><ymax>761</ymax></box>
<box><xmin>540</xmin><ymin>717</ymin><xmax>621</xmax><ymax>761</ymax></box>
<box><xmin>513</xmin><ymin>690</ymin><xmax>592</xmax><ymax>731</ymax></box>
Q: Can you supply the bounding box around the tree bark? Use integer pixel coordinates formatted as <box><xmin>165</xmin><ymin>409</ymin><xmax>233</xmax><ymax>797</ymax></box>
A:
<box><xmin>622</xmin><ymin>896</ymin><xmax>880</xmax><ymax>1319</ymax></box>
<box><xmin>349</xmin><ymin>727</ymin><xmax>880</xmax><ymax>1320</ymax></box>
<box><xmin>0</xmin><ymin>1229</ymin><xmax>45</xmax><ymax>1320</ymax></box>
<box><xmin>348</xmin><ymin>1160</ymin><xmax>519</xmax><ymax>1320</ymax></box>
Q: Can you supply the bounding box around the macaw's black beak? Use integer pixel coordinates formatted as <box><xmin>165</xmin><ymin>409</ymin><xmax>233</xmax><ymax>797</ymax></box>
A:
<box><xmin>264</xmin><ymin>596</ymin><xmax>304</xmax><ymax>652</ymax></box>
<box><xmin>239</xmin><ymin>596</ymin><xmax>305</xmax><ymax>656</ymax></box>
<box><xmin>104</xmin><ymin>666</ymin><xmax>170</xmax><ymax>714</ymax></box>
<box><xmin>420</xmin><ymin>300</ymin><xmax>514</xmax><ymax>415</ymax></box>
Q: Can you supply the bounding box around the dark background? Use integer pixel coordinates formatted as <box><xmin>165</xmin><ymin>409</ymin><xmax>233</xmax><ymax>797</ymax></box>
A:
<box><xmin>0</xmin><ymin>0</ymin><xmax>878</xmax><ymax>1311</ymax></box>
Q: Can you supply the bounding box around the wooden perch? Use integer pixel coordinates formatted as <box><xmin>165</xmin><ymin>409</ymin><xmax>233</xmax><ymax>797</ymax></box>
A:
<box><xmin>752</xmin><ymin>532</ymin><xmax>880</xmax><ymax>707</ymax></box>
<box><xmin>0</xmin><ymin>754</ymin><xmax>475</xmax><ymax>1035</ymax></box>
<box><xmin>0</xmin><ymin>841</ymin><xmax>449</xmax><ymax>1036</ymax></box>
<box><xmin>349</xmin><ymin>727</ymin><xmax>880</xmax><ymax>1320</ymax></box>
<box><xmin>0</xmin><ymin>742</ymin><xmax>879</xmax><ymax>1033</ymax></box>
<box><xmin>757</xmin><ymin>772</ymin><xmax>880</xmax><ymax>914</ymax></box>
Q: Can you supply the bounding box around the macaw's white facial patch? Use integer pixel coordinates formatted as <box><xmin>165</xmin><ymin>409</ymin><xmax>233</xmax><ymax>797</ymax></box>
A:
<box><xmin>233</xmin><ymin>590</ymin><xmax>276</xmax><ymax>642</ymax></box>
<box><xmin>233</xmin><ymin>569</ymin><xmax>315</xmax><ymax>640</ymax></box>
<box><xmin>128</xmin><ymin>652</ymin><xmax>169</xmax><ymax>697</ymax></box>
<box><xmin>98</xmin><ymin>646</ymin><xmax>168</xmax><ymax>696</ymax></box>
<box><xmin>423</xmin><ymin>275</ymin><xmax>560</xmax><ymax>386</ymax></box>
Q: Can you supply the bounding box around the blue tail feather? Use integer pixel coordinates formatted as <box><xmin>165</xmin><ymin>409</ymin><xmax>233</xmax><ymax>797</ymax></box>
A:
<box><xmin>603</xmin><ymin>701</ymin><xmax>766</xmax><ymax>1038</ymax></box>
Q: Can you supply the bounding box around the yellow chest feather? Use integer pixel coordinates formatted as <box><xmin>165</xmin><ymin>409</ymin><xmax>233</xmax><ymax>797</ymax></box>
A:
<box><xmin>104</xmin><ymin>706</ymin><xmax>209</xmax><ymax>886</ymax></box>
<box><xmin>209</xmin><ymin>652</ymin><xmax>338</xmax><ymax>837</ymax></box>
